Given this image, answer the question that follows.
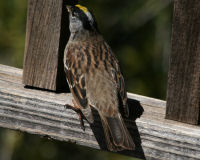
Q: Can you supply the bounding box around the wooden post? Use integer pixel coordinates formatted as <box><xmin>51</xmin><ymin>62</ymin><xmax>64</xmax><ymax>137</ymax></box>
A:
<box><xmin>166</xmin><ymin>0</ymin><xmax>200</xmax><ymax>124</ymax></box>
<box><xmin>23</xmin><ymin>0</ymin><xmax>77</xmax><ymax>91</ymax></box>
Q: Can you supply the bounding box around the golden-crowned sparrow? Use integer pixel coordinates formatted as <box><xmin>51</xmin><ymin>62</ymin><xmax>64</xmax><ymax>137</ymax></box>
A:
<box><xmin>64</xmin><ymin>4</ymin><xmax>135</xmax><ymax>151</ymax></box>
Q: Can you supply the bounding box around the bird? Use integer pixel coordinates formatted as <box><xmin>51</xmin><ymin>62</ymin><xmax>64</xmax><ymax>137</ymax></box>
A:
<box><xmin>64</xmin><ymin>4</ymin><xmax>135</xmax><ymax>151</ymax></box>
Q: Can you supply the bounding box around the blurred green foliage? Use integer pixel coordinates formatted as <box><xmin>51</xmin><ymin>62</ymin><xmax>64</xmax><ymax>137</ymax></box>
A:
<box><xmin>0</xmin><ymin>0</ymin><xmax>172</xmax><ymax>160</ymax></box>
<box><xmin>0</xmin><ymin>129</ymin><xmax>138</xmax><ymax>160</ymax></box>
<box><xmin>0</xmin><ymin>0</ymin><xmax>27</xmax><ymax>68</ymax></box>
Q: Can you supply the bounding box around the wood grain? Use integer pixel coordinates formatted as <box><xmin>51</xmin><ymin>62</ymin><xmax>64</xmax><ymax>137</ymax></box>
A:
<box><xmin>1</xmin><ymin>64</ymin><xmax>200</xmax><ymax>159</ymax></box>
<box><xmin>166</xmin><ymin>0</ymin><xmax>200</xmax><ymax>124</ymax></box>
<box><xmin>23</xmin><ymin>0</ymin><xmax>69</xmax><ymax>91</ymax></box>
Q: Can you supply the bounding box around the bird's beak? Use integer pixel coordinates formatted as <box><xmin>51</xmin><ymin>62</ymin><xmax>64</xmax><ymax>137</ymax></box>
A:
<box><xmin>66</xmin><ymin>5</ymin><xmax>71</xmax><ymax>12</ymax></box>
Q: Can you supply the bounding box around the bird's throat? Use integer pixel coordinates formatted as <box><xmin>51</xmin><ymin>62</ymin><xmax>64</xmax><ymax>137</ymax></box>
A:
<box><xmin>70</xmin><ymin>30</ymin><xmax>99</xmax><ymax>42</ymax></box>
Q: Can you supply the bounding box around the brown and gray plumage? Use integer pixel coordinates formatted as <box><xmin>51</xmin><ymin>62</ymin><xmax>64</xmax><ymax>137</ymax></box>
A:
<box><xmin>64</xmin><ymin>4</ymin><xmax>135</xmax><ymax>151</ymax></box>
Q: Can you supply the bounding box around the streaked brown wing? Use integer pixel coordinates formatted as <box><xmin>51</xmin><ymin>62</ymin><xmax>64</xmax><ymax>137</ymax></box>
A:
<box><xmin>103</xmin><ymin>42</ymin><xmax>129</xmax><ymax>117</ymax></box>
<box><xmin>65</xmin><ymin>69</ymin><xmax>88</xmax><ymax>108</ymax></box>
<box><xmin>64</xmin><ymin>45</ymin><xmax>94</xmax><ymax>122</ymax></box>
<box><xmin>117</xmin><ymin>72</ymin><xmax>129</xmax><ymax>117</ymax></box>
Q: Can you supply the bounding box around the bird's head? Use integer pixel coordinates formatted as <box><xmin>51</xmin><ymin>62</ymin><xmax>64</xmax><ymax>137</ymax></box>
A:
<box><xmin>67</xmin><ymin>4</ymin><xmax>98</xmax><ymax>34</ymax></box>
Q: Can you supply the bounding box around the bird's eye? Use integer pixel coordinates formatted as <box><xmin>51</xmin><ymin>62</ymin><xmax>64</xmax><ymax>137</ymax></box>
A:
<box><xmin>72</xmin><ymin>11</ymin><xmax>78</xmax><ymax>17</ymax></box>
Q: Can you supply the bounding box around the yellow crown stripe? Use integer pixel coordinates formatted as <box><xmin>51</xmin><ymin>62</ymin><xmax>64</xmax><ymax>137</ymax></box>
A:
<box><xmin>75</xmin><ymin>4</ymin><xmax>88</xmax><ymax>13</ymax></box>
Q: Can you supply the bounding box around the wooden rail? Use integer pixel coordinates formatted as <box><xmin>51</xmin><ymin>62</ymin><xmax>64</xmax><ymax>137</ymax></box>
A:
<box><xmin>1</xmin><ymin>64</ymin><xmax>200</xmax><ymax>160</ymax></box>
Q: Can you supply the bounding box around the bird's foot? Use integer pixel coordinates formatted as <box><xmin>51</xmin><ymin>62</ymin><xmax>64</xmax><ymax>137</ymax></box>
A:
<box><xmin>64</xmin><ymin>100</ymin><xmax>85</xmax><ymax>131</ymax></box>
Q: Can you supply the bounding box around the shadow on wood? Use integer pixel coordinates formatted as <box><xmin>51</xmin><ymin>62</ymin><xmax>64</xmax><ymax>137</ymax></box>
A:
<box><xmin>56</xmin><ymin>0</ymin><xmax>70</xmax><ymax>92</ymax></box>
<box><xmin>90</xmin><ymin>99</ymin><xmax>145</xmax><ymax>160</ymax></box>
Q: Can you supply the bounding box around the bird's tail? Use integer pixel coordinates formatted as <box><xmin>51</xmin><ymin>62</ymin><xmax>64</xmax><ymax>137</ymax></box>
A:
<box><xmin>100</xmin><ymin>113</ymin><xmax>135</xmax><ymax>151</ymax></box>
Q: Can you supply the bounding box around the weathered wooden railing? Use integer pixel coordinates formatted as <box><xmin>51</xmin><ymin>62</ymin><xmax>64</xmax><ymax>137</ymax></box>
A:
<box><xmin>0</xmin><ymin>0</ymin><xmax>200</xmax><ymax>159</ymax></box>
<box><xmin>1</xmin><ymin>65</ymin><xmax>200</xmax><ymax>159</ymax></box>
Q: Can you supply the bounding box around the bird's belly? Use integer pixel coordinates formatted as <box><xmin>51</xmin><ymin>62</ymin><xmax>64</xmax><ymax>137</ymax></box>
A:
<box><xmin>86</xmin><ymin>71</ymin><xmax>119</xmax><ymax>117</ymax></box>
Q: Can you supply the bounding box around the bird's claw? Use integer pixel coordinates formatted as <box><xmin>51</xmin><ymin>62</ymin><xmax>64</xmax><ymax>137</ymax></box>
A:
<box><xmin>64</xmin><ymin>103</ymin><xmax>85</xmax><ymax>131</ymax></box>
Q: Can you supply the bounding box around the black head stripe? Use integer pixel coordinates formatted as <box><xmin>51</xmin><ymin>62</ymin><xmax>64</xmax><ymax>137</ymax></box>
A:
<box><xmin>88</xmin><ymin>9</ymin><xmax>98</xmax><ymax>31</ymax></box>
<box><xmin>71</xmin><ymin>6</ymin><xmax>98</xmax><ymax>31</ymax></box>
